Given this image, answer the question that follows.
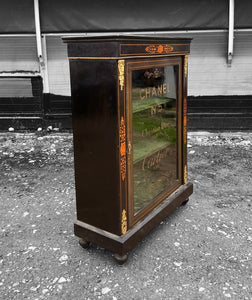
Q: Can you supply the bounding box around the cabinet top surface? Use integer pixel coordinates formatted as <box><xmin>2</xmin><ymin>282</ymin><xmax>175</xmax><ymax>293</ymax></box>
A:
<box><xmin>63</xmin><ymin>35</ymin><xmax>191</xmax><ymax>58</ymax></box>
<box><xmin>63</xmin><ymin>35</ymin><xmax>192</xmax><ymax>44</ymax></box>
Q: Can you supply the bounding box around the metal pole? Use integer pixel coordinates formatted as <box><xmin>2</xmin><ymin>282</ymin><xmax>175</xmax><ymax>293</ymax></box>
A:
<box><xmin>33</xmin><ymin>0</ymin><xmax>50</xmax><ymax>96</ymax></box>
<box><xmin>34</xmin><ymin>0</ymin><xmax>43</xmax><ymax>65</ymax></box>
<box><xmin>41</xmin><ymin>35</ymin><xmax>49</xmax><ymax>93</ymax></box>
<box><xmin>228</xmin><ymin>0</ymin><xmax>235</xmax><ymax>66</ymax></box>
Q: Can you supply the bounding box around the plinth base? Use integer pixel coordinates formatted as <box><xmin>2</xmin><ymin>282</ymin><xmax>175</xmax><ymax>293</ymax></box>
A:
<box><xmin>75</xmin><ymin>182</ymin><xmax>193</xmax><ymax>264</ymax></box>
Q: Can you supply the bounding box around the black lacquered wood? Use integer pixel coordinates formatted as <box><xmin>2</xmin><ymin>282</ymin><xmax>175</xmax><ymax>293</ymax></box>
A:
<box><xmin>64</xmin><ymin>36</ymin><xmax>192</xmax><ymax>264</ymax></box>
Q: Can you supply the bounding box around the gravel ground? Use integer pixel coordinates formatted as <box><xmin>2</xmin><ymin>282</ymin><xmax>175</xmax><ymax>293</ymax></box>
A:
<box><xmin>0</xmin><ymin>131</ymin><xmax>251</xmax><ymax>300</ymax></box>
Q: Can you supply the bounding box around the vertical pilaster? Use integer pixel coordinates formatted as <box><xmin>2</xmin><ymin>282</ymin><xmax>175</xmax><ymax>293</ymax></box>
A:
<box><xmin>118</xmin><ymin>59</ymin><xmax>128</xmax><ymax>235</ymax></box>
<box><xmin>183</xmin><ymin>55</ymin><xmax>188</xmax><ymax>184</ymax></box>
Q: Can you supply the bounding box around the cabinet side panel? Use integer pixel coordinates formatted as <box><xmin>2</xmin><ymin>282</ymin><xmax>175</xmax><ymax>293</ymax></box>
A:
<box><xmin>69</xmin><ymin>60</ymin><xmax>120</xmax><ymax>235</ymax></box>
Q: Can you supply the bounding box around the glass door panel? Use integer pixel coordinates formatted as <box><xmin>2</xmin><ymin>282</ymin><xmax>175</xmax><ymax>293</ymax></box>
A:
<box><xmin>131</xmin><ymin>64</ymin><xmax>179</xmax><ymax>214</ymax></box>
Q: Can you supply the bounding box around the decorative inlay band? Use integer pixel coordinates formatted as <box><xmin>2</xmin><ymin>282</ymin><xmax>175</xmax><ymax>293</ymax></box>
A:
<box><xmin>120</xmin><ymin>117</ymin><xmax>126</xmax><ymax>181</ymax></box>
<box><xmin>145</xmin><ymin>44</ymin><xmax>174</xmax><ymax>55</ymax></box>
<box><xmin>184</xmin><ymin>100</ymin><xmax>187</xmax><ymax>145</ymax></box>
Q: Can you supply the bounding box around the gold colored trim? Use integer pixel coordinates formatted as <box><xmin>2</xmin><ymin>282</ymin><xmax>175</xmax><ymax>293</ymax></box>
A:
<box><xmin>184</xmin><ymin>55</ymin><xmax>188</xmax><ymax>77</ymax></box>
<box><xmin>184</xmin><ymin>165</ymin><xmax>188</xmax><ymax>184</ymax></box>
<box><xmin>128</xmin><ymin>141</ymin><xmax>132</xmax><ymax>156</ymax></box>
<box><xmin>121</xmin><ymin>209</ymin><xmax>127</xmax><ymax>235</ymax></box>
<box><xmin>118</xmin><ymin>60</ymin><xmax>125</xmax><ymax>91</ymax></box>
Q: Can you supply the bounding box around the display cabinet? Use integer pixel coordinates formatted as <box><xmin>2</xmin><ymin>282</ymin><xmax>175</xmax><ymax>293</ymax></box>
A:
<box><xmin>63</xmin><ymin>36</ymin><xmax>193</xmax><ymax>264</ymax></box>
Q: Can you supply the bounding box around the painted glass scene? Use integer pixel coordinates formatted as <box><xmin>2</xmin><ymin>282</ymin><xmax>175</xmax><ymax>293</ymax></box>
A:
<box><xmin>132</xmin><ymin>65</ymin><xmax>178</xmax><ymax>214</ymax></box>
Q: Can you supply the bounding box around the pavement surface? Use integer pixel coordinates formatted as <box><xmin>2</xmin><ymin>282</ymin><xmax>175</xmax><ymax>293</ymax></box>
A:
<box><xmin>0</xmin><ymin>131</ymin><xmax>251</xmax><ymax>300</ymax></box>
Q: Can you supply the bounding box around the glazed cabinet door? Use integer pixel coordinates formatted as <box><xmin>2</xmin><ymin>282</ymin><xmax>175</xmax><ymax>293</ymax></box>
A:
<box><xmin>126</xmin><ymin>57</ymin><xmax>183</xmax><ymax>226</ymax></box>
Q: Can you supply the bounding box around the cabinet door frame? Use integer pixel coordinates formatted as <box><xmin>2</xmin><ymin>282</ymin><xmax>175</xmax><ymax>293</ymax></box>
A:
<box><xmin>126</xmin><ymin>57</ymin><xmax>183</xmax><ymax>227</ymax></box>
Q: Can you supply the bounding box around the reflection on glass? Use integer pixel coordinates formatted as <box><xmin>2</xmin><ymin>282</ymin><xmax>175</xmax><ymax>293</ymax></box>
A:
<box><xmin>132</xmin><ymin>65</ymin><xmax>178</xmax><ymax>214</ymax></box>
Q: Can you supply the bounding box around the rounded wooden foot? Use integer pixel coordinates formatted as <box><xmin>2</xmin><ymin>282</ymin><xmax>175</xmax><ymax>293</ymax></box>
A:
<box><xmin>114</xmin><ymin>253</ymin><xmax>128</xmax><ymax>265</ymax></box>
<box><xmin>79</xmin><ymin>238</ymin><xmax>90</xmax><ymax>249</ymax></box>
<box><xmin>181</xmin><ymin>198</ymin><xmax>189</xmax><ymax>206</ymax></box>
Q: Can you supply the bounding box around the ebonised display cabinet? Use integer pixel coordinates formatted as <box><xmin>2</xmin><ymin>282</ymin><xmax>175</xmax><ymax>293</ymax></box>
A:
<box><xmin>63</xmin><ymin>36</ymin><xmax>193</xmax><ymax>264</ymax></box>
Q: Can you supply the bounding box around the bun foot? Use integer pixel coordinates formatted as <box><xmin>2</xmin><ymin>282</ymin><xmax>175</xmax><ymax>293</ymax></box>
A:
<box><xmin>79</xmin><ymin>238</ymin><xmax>90</xmax><ymax>249</ymax></box>
<box><xmin>181</xmin><ymin>198</ymin><xmax>189</xmax><ymax>206</ymax></box>
<box><xmin>114</xmin><ymin>253</ymin><xmax>128</xmax><ymax>265</ymax></box>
